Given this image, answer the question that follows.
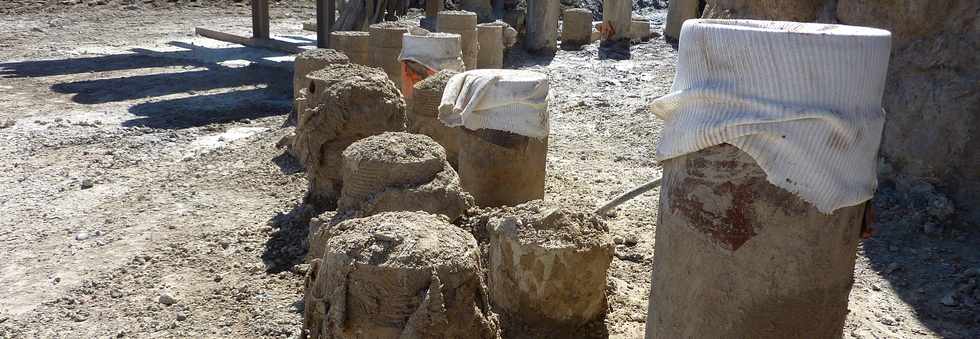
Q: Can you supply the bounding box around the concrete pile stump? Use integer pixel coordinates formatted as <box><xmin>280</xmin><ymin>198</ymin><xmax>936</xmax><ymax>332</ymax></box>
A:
<box><xmin>524</xmin><ymin>0</ymin><xmax>560</xmax><ymax>53</ymax></box>
<box><xmin>630</xmin><ymin>17</ymin><xmax>652</xmax><ymax>42</ymax></box>
<box><xmin>294</xmin><ymin>49</ymin><xmax>349</xmax><ymax>101</ymax></box>
<box><xmin>293</xmin><ymin>49</ymin><xmax>349</xmax><ymax>130</ymax></box>
<box><xmin>460</xmin><ymin>0</ymin><xmax>494</xmax><ymax>23</ymax></box>
<box><xmin>409</xmin><ymin>70</ymin><xmax>463</xmax><ymax>167</ymax></box>
<box><xmin>561</xmin><ymin>8</ymin><xmax>593</xmax><ymax>50</ymax></box>
<box><xmin>645</xmin><ymin>20</ymin><xmax>892</xmax><ymax>338</ymax></box>
<box><xmin>599</xmin><ymin>0</ymin><xmax>632</xmax><ymax>59</ymax></box>
<box><xmin>304</xmin><ymin>211</ymin><xmax>500</xmax><ymax>339</ymax></box>
<box><xmin>293</xmin><ymin>64</ymin><xmax>407</xmax><ymax>209</ymax></box>
<box><xmin>329</xmin><ymin>31</ymin><xmax>371</xmax><ymax>65</ymax></box>
<box><xmin>439</xmin><ymin>70</ymin><xmax>550</xmax><ymax>207</ymax></box>
<box><xmin>486</xmin><ymin>200</ymin><xmax>615</xmax><ymax>333</ymax></box>
<box><xmin>437</xmin><ymin>11</ymin><xmax>479</xmax><ymax>70</ymax></box>
<box><xmin>398</xmin><ymin>31</ymin><xmax>465</xmax><ymax>96</ymax></box>
<box><xmin>307</xmin><ymin>131</ymin><xmax>473</xmax><ymax>260</ymax></box>
<box><xmin>370</xmin><ymin>21</ymin><xmax>414</xmax><ymax>91</ymax></box>
<box><xmin>423</xmin><ymin>0</ymin><xmax>443</xmax><ymax>29</ymax></box>
<box><xmin>664</xmin><ymin>0</ymin><xmax>699</xmax><ymax>41</ymax></box>
<box><xmin>339</xmin><ymin>132</ymin><xmax>472</xmax><ymax>219</ymax></box>
<box><xmin>476</xmin><ymin>23</ymin><xmax>504</xmax><ymax>68</ymax></box>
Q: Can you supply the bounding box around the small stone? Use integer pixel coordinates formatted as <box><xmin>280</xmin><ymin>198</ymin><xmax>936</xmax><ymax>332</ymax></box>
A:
<box><xmin>941</xmin><ymin>294</ymin><xmax>957</xmax><ymax>307</ymax></box>
<box><xmin>885</xmin><ymin>262</ymin><xmax>901</xmax><ymax>274</ymax></box>
<box><xmin>75</xmin><ymin>232</ymin><xmax>90</xmax><ymax>241</ymax></box>
<box><xmin>613</xmin><ymin>235</ymin><xmax>625</xmax><ymax>244</ymax></box>
<box><xmin>80</xmin><ymin>179</ymin><xmax>94</xmax><ymax>189</ymax></box>
<box><xmin>0</xmin><ymin>119</ymin><xmax>14</xmax><ymax>129</ymax></box>
<box><xmin>624</xmin><ymin>234</ymin><xmax>639</xmax><ymax>246</ymax></box>
<box><xmin>963</xmin><ymin>267</ymin><xmax>979</xmax><ymax>277</ymax></box>
<box><xmin>176</xmin><ymin>312</ymin><xmax>187</xmax><ymax>321</ymax></box>
<box><xmin>110</xmin><ymin>289</ymin><xmax>123</xmax><ymax>298</ymax></box>
<box><xmin>878</xmin><ymin>314</ymin><xmax>898</xmax><ymax>326</ymax></box>
<box><xmin>870</xmin><ymin>283</ymin><xmax>881</xmax><ymax>291</ymax></box>
<box><xmin>159</xmin><ymin>293</ymin><xmax>177</xmax><ymax>306</ymax></box>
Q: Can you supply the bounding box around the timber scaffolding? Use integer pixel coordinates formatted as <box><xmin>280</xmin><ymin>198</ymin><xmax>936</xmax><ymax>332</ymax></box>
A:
<box><xmin>195</xmin><ymin>0</ymin><xmax>336</xmax><ymax>53</ymax></box>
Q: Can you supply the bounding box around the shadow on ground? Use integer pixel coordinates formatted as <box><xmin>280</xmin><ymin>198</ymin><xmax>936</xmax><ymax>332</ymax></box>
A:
<box><xmin>0</xmin><ymin>41</ymin><xmax>294</xmax><ymax>129</ymax></box>
<box><xmin>262</xmin><ymin>202</ymin><xmax>317</xmax><ymax>274</ymax></box>
<box><xmin>863</xmin><ymin>181</ymin><xmax>980</xmax><ymax>338</ymax></box>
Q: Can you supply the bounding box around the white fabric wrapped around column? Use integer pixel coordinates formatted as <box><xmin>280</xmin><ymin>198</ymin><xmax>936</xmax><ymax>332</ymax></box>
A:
<box><xmin>645</xmin><ymin>19</ymin><xmax>892</xmax><ymax>339</ymax></box>
<box><xmin>399</xmin><ymin>30</ymin><xmax>465</xmax><ymax>96</ymax></box>
<box><xmin>439</xmin><ymin>70</ymin><xmax>550</xmax><ymax>207</ymax></box>
<box><xmin>439</xmin><ymin>70</ymin><xmax>549</xmax><ymax>139</ymax></box>
<box><xmin>650</xmin><ymin>19</ymin><xmax>892</xmax><ymax>214</ymax></box>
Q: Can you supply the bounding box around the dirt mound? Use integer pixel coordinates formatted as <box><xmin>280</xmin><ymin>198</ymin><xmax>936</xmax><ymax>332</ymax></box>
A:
<box><xmin>303</xmin><ymin>211</ymin><xmax>500</xmax><ymax>339</ymax></box>
<box><xmin>293</xmin><ymin>64</ymin><xmax>407</xmax><ymax>209</ymax></box>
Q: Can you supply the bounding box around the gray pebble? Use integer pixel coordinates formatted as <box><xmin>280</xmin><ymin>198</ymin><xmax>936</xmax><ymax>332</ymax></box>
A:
<box><xmin>159</xmin><ymin>294</ymin><xmax>177</xmax><ymax>306</ymax></box>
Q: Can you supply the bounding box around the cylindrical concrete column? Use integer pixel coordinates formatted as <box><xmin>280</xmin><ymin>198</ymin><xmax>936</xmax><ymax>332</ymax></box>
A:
<box><xmin>601</xmin><ymin>0</ymin><xmax>631</xmax><ymax>41</ymax></box>
<box><xmin>561</xmin><ymin>8</ymin><xmax>593</xmax><ymax>49</ymax></box>
<box><xmin>645</xmin><ymin>20</ymin><xmax>892</xmax><ymax>339</ymax></box>
<box><xmin>370</xmin><ymin>22</ymin><xmax>413</xmax><ymax>91</ymax></box>
<box><xmin>410</xmin><ymin>70</ymin><xmax>462</xmax><ymax>167</ymax></box>
<box><xmin>304</xmin><ymin>211</ymin><xmax>499</xmax><ymax>339</ymax></box>
<box><xmin>664</xmin><ymin>0</ymin><xmax>699</xmax><ymax>41</ymax></box>
<box><xmin>646</xmin><ymin>145</ymin><xmax>865</xmax><ymax>338</ymax></box>
<box><xmin>460</xmin><ymin>0</ymin><xmax>493</xmax><ymax>23</ymax></box>
<box><xmin>441</xmin><ymin>70</ymin><xmax>550</xmax><ymax>207</ymax></box>
<box><xmin>525</xmin><ymin>0</ymin><xmax>560</xmax><ymax>53</ymax></box>
<box><xmin>293</xmin><ymin>64</ymin><xmax>407</xmax><ymax>209</ymax></box>
<box><xmin>294</xmin><ymin>49</ymin><xmax>349</xmax><ymax>101</ymax></box>
<box><xmin>476</xmin><ymin>23</ymin><xmax>504</xmax><ymax>68</ymax></box>
<box><xmin>599</xmin><ymin>0</ymin><xmax>631</xmax><ymax>59</ymax></box>
<box><xmin>487</xmin><ymin>200</ymin><xmax>614</xmax><ymax>333</ymax></box>
<box><xmin>459</xmin><ymin>129</ymin><xmax>547</xmax><ymax>207</ymax></box>
<box><xmin>437</xmin><ymin>11</ymin><xmax>479</xmax><ymax>70</ymax></box>
<box><xmin>329</xmin><ymin>31</ymin><xmax>371</xmax><ymax>65</ymax></box>
<box><xmin>630</xmin><ymin>18</ymin><xmax>652</xmax><ymax>42</ymax></box>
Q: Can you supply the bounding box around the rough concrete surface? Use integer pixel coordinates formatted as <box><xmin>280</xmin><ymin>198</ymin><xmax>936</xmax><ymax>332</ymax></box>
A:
<box><xmin>0</xmin><ymin>3</ymin><xmax>976</xmax><ymax>339</ymax></box>
<box><xmin>303</xmin><ymin>211</ymin><xmax>500</xmax><ymax>339</ymax></box>
<box><xmin>485</xmin><ymin>200</ymin><xmax>615</xmax><ymax>336</ymax></box>
<box><xmin>293</xmin><ymin>64</ymin><xmax>407</xmax><ymax>208</ymax></box>
<box><xmin>647</xmin><ymin>144</ymin><xmax>864</xmax><ymax>338</ymax></box>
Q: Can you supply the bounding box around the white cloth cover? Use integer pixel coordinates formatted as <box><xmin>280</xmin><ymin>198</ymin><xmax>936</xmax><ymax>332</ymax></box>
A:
<box><xmin>439</xmin><ymin>69</ymin><xmax>550</xmax><ymax>139</ymax></box>
<box><xmin>399</xmin><ymin>31</ymin><xmax>466</xmax><ymax>72</ymax></box>
<box><xmin>651</xmin><ymin>19</ymin><xmax>892</xmax><ymax>214</ymax></box>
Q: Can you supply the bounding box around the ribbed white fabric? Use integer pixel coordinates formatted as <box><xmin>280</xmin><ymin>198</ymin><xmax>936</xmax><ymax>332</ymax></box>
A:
<box><xmin>399</xmin><ymin>32</ymin><xmax>465</xmax><ymax>72</ymax></box>
<box><xmin>439</xmin><ymin>69</ymin><xmax>550</xmax><ymax>138</ymax></box>
<box><xmin>651</xmin><ymin>19</ymin><xmax>892</xmax><ymax>214</ymax></box>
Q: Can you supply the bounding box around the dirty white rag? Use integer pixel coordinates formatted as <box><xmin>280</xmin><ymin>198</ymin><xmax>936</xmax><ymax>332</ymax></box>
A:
<box><xmin>399</xmin><ymin>31</ymin><xmax>465</xmax><ymax>72</ymax></box>
<box><xmin>438</xmin><ymin>69</ymin><xmax>550</xmax><ymax>139</ymax></box>
<box><xmin>651</xmin><ymin>19</ymin><xmax>892</xmax><ymax>214</ymax></box>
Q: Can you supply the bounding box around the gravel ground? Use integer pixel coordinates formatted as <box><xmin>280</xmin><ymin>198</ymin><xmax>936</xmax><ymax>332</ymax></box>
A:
<box><xmin>0</xmin><ymin>2</ymin><xmax>977</xmax><ymax>338</ymax></box>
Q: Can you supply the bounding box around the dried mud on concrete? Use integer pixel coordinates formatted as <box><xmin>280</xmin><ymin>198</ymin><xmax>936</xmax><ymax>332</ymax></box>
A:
<box><xmin>0</xmin><ymin>3</ymin><xmax>978</xmax><ymax>339</ymax></box>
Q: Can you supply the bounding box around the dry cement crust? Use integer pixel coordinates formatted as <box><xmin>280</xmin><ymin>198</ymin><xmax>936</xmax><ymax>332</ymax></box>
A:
<box><xmin>304</xmin><ymin>211</ymin><xmax>500</xmax><ymax>339</ymax></box>
<box><xmin>293</xmin><ymin>64</ymin><xmax>407</xmax><ymax>206</ymax></box>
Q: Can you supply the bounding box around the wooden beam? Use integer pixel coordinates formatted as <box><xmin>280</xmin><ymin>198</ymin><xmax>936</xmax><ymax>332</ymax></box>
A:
<box><xmin>195</xmin><ymin>27</ymin><xmax>306</xmax><ymax>54</ymax></box>
<box><xmin>252</xmin><ymin>0</ymin><xmax>271</xmax><ymax>39</ymax></box>
<box><xmin>315</xmin><ymin>0</ymin><xmax>335</xmax><ymax>48</ymax></box>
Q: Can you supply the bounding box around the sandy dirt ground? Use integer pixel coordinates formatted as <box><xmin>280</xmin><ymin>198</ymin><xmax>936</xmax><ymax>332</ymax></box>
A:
<box><xmin>0</xmin><ymin>2</ymin><xmax>978</xmax><ymax>338</ymax></box>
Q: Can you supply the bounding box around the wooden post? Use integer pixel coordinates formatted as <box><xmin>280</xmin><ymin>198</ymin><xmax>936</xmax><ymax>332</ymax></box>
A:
<box><xmin>316</xmin><ymin>0</ymin><xmax>335</xmax><ymax>48</ymax></box>
<box><xmin>251</xmin><ymin>0</ymin><xmax>270</xmax><ymax>39</ymax></box>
